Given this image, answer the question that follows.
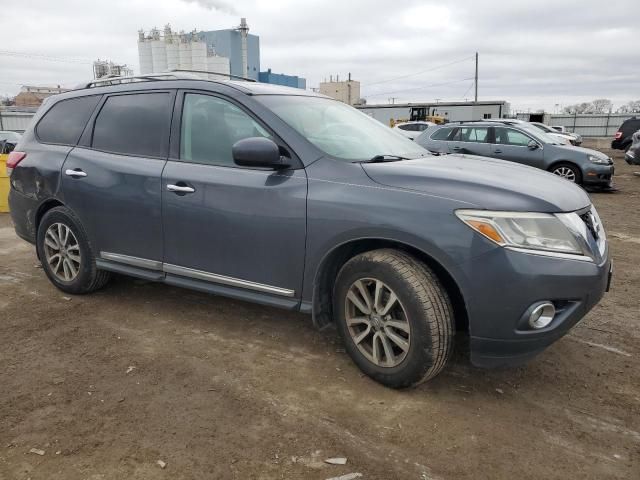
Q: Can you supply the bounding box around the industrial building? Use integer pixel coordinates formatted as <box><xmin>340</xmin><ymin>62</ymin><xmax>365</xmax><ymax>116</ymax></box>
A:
<box><xmin>198</xmin><ymin>18</ymin><xmax>259</xmax><ymax>80</ymax></box>
<box><xmin>13</xmin><ymin>85</ymin><xmax>69</xmax><ymax>108</ymax></box>
<box><xmin>258</xmin><ymin>69</ymin><xmax>306</xmax><ymax>89</ymax></box>
<box><xmin>137</xmin><ymin>19</ymin><xmax>306</xmax><ymax>87</ymax></box>
<box><xmin>319</xmin><ymin>75</ymin><xmax>361</xmax><ymax>105</ymax></box>
<box><xmin>93</xmin><ymin>60</ymin><xmax>133</xmax><ymax>79</ymax></box>
<box><xmin>357</xmin><ymin>100</ymin><xmax>511</xmax><ymax>126</ymax></box>
<box><xmin>138</xmin><ymin>25</ymin><xmax>231</xmax><ymax>80</ymax></box>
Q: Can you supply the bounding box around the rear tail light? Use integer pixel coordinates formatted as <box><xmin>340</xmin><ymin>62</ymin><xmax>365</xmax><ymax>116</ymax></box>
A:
<box><xmin>6</xmin><ymin>151</ymin><xmax>26</xmax><ymax>176</ymax></box>
<box><xmin>614</xmin><ymin>131</ymin><xmax>622</xmax><ymax>139</ymax></box>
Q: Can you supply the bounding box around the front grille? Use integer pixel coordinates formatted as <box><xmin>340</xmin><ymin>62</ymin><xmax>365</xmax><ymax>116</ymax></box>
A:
<box><xmin>579</xmin><ymin>210</ymin><xmax>599</xmax><ymax>240</ymax></box>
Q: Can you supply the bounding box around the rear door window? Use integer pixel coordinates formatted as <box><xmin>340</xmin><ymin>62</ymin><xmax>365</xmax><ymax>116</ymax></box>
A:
<box><xmin>92</xmin><ymin>93</ymin><xmax>172</xmax><ymax>158</ymax></box>
<box><xmin>494</xmin><ymin>127</ymin><xmax>532</xmax><ymax>146</ymax></box>
<box><xmin>36</xmin><ymin>96</ymin><xmax>101</xmax><ymax>145</ymax></box>
<box><xmin>453</xmin><ymin>127</ymin><xmax>489</xmax><ymax>143</ymax></box>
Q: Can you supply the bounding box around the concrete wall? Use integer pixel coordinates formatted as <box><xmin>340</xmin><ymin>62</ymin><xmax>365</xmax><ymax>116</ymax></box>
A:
<box><xmin>0</xmin><ymin>110</ymin><xmax>36</xmax><ymax>132</ymax></box>
<box><xmin>516</xmin><ymin>112</ymin><xmax>636</xmax><ymax>137</ymax></box>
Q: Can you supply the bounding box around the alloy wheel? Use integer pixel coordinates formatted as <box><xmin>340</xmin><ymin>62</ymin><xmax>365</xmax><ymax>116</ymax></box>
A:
<box><xmin>552</xmin><ymin>166</ymin><xmax>577</xmax><ymax>182</ymax></box>
<box><xmin>43</xmin><ymin>223</ymin><xmax>81</xmax><ymax>282</ymax></box>
<box><xmin>344</xmin><ymin>278</ymin><xmax>411</xmax><ymax>368</ymax></box>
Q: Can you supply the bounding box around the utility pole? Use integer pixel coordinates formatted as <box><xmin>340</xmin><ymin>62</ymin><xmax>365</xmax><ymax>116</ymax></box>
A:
<box><xmin>388</xmin><ymin>97</ymin><xmax>398</xmax><ymax>104</ymax></box>
<box><xmin>474</xmin><ymin>51</ymin><xmax>478</xmax><ymax>103</ymax></box>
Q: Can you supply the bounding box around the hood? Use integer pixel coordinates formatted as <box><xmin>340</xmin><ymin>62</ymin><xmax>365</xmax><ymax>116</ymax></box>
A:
<box><xmin>361</xmin><ymin>154</ymin><xmax>591</xmax><ymax>213</ymax></box>
<box><xmin>553</xmin><ymin>144</ymin><xmax>608</xmax><ymax>159</ymax></box>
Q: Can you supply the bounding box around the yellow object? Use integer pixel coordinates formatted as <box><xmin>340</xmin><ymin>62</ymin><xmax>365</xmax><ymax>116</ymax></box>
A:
<box><xmin>0</xmin><ymin>153</ymin><xmax>9</xmax><ymax>212</ymax></box>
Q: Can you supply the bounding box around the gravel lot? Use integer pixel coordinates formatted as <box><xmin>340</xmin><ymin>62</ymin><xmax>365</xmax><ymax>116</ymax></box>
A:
<box><xmin>1</xmin><ymin>141</ymin><xmax>638</xmax><ymax>480</ymax></box>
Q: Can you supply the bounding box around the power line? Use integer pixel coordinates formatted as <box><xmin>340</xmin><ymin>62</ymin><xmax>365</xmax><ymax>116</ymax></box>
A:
<box><xmin>365</xmin><ymin>77</ymin><xmax>475</xmax><ymax>98</ymax></box>
<box><xmin>0</xmin><ymin>50</ymin><xmax>93</xmax><ymax>65</ymax></box>
<box><xmin>362</xmin><ymin>55</ymin><xmax>475</xmax><ymax>88</ymax></box>
<box><xmin>461</xmin><ymin>80</ymin><xmax>475</xmax><ymax>100</ymax></box>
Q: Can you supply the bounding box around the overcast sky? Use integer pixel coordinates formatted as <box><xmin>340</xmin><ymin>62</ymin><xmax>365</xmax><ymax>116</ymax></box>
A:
<box><xmin>1</xmin><ymin>0</ymin><xmax>637</xmax><ymax>111</ymax></box>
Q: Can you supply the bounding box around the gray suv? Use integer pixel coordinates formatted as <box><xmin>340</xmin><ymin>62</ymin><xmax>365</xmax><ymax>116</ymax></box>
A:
<box><xmin>417</xmin><ymin>121</ymin><xmax>614</xmax><ymax>187</ymax></box>
<box><xmin>7</xmin><ymin>73</ymin><xmax>612</xmax><ymax>388</ymax></box>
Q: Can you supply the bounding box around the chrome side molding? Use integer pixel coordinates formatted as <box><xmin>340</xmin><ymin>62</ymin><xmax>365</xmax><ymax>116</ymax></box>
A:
<box><xmin>99</xmin><ymin>251</ymin><xmax>295</xmax><ymax>297</ymax></box>
<box><xmin>100</xmin><ymin>252</ymin><xmax>163</xmax><ymax>270</ymax></box>
<box><xmin>163</xmin><ymin>263</ymin><xmax>295</xmax><ymax>297</ymax></box>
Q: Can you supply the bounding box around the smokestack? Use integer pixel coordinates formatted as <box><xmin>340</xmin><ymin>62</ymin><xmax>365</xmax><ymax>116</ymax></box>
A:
<box><xmin>236</xmin><ymin>18</ymin><xmax>249</xmax><ymax>78</ymax></box>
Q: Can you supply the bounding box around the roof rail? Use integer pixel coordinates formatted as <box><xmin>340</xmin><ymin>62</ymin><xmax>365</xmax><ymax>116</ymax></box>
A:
<box><xmin>76</xmin><ymin>72</ymin><xmax>197</xmax><ymax>90</ymax></box>
<box><xmin>75</xmin><ymin>69</ymin><xmax>256</xmax><ymax>90</ymax></box>
<box><xmin>169</xmin><ymin>69</ymin><xmax>256</xmax><ymax>82</ymax></box>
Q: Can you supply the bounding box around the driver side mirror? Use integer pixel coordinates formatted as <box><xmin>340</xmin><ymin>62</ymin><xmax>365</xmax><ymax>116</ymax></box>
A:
<box><xmin>527</xmin><ymin>140</ymin><xmax>539</xmax><ymax>150</ymax></box>
<box><xmin>232</xmin><ymin>137</ymin><xmax>290</xmax><ymax>169</ymax></box>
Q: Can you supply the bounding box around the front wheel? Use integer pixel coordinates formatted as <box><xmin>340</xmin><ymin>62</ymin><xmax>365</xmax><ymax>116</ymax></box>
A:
<box><xmin>551</xmin><ymin>162</ymin><xmax>582</xmax><ymax>184</ymax></box>
<box><xmin>333</xmin><ymin>249</ymin><xmax>454</xmax><ymax>388</ymax></box>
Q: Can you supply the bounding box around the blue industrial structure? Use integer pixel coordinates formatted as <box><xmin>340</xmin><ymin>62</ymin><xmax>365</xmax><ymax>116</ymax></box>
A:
<box><xmin>198</xmin><ymin>29</ymin><xmax>260</xmax><ymax>80</ymax></box>
<box><xmin>258</xmin><ymin>69</ymin><xmax>306</xmax><ymax>90</ymax></box>
<box><xmin>198</xmin><ymin>23</ymin><xmax>306</xmax><ymax>87</ymax></box>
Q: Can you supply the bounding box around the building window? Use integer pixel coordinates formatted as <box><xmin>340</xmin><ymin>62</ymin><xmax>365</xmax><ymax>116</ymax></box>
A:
<box><xmin>483</xmin><ymin>113</ymin><xmax>492</xmax><ymax>119</ymax></box>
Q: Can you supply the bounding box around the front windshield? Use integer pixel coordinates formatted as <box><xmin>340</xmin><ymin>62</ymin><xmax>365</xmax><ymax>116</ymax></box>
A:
<box><xmin>519</xmin><ymin>124</ymin><xmax>561</xmax><ymax>144</ymax></box>
<box><xmin>256</xmin><ymin>95</ymin><xmax>429</xmax><ymax>161</ymax></box>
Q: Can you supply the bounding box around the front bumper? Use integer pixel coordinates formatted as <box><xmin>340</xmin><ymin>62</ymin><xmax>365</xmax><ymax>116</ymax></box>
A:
<box><xmin>582</xmin><ymin>163</ymin><xmax>614</xmax><ymax>186</ymax></box>
<box><xmin>625</xmin><ymin>149</ymin><xmax>640</xmax><ymax>165</ymax></box>
<box><xmin>452</xmin><ymin>246</ymin><xmax>611</xmax><ymax>368</ymax></box>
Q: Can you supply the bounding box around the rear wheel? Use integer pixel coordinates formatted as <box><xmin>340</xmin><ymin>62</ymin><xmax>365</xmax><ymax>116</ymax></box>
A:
<box><xmin>551</xmin><ymin>162</ymin><xmax>582</xmax><ymax>184</ymax></box>
<box><xmin>37</xmin><ymin>207</ymin><xmax>111</xmax><ymax>294</ymax></box>
<box><xmin>333</xmin><ymin>249</ymin><xmax>454</xmax><ymax>388</ymax></box>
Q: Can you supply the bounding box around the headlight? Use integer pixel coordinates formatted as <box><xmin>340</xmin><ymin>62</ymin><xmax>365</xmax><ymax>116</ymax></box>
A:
<box><xmin>456</xmin><ymin>210</ymin><xmax>585</xmax><ymax>257</ymax></box>
<box><xmin>588</xmin><ymin>154</ymin><xmax>608</xmax><ymax>164</ymax></box>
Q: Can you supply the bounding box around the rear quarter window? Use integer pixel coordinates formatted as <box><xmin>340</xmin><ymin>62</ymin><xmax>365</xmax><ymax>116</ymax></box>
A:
<box><xmin>36</xmin><ymin>95</ymin><xmax>101</xmax><ymax>145</ymax></box>
<box><xmin>430</xmin><ymin>127</ymin><xmax>452</xmax><ymax>140</ymax></box>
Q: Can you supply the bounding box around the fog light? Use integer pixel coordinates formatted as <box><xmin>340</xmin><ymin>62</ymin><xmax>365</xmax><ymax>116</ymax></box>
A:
<box><xmin>529</xmin><ymin>302</ymin><xmax>556</xmax><ymax>329</ymax></box>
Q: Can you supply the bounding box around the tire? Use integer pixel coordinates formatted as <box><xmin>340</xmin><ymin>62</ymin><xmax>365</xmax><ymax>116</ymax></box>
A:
<box><xmin>333</xmin><ymin>249</ymin><xmax>454</xmax><ymax>388</ymax></box>
<box><xmin>36</xmin><ymin>206</ymin><xmax>111</xmax><ymax>294</ymax></box>
<box><xmin>550</xmin><ymin>162</ymin><xmax>582</xmax><ymax>184</ymax></box>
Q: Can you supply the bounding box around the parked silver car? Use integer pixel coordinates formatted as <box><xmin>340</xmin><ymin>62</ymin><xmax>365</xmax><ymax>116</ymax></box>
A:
<box><xmin>416</xmin><ymin>121</ymin><xmax>613</xmax><ymax>187</ymax></box>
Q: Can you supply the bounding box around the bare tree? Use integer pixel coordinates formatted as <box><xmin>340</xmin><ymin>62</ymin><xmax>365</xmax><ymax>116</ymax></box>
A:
<box><xmin>617</xmin><ymin>100</ymin><xmax>640</xmax><ymax>114</ymax></box>
<box><xmin>590</xmin><ymin>99</ymin><xmax>613</xmax><ymax>114</ymax></box>
<box><xmin>563</xmin><ymin>99</ymin><xmax>613</xmax><ymax>114</ymax></box>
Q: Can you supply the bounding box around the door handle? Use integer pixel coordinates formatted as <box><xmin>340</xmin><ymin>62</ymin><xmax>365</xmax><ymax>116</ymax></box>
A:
<box><xmin>167</xmin><ymin>184</ymin><xmax>195</xmax><ymax>194</ymax></box>
<box><xmin>65</xmin><ymin>169</ymin><xmax>87</xmax><ymax>178</ymax></box>
<box><xmin>452</xmin><ymin>146</ymin><xmax>461</xmax><ymax>150</ymax></box>
<box><xmin>494</xmin><ymin>149</ymin><xmax>503</xmax><ymax>153</ymax></box>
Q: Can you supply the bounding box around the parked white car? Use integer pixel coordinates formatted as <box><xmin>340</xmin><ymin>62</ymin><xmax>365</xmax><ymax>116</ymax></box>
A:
<box><xmin>393</xmin><ymin>121</ymin><xmax>435</xmax><ymax>140</ymax></box>
<box><xmin>489</xmin><ymin>119</ymin><xmax>573</xmax><ymax>145</ymax></box>
<box><xmin>531</xmin><ymin>122</ymin><xmax>582</xmax><ymax>146</ymax></box>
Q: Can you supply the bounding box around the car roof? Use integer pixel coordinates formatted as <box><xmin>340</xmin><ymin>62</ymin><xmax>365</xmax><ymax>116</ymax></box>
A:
<box><xmin>68</xmin><ymin>72</ymin><xmax>324</xmax><ymax>99</ymax></box>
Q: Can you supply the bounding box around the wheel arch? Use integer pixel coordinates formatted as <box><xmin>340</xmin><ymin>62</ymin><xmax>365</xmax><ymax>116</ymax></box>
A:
<box><xmin>547</xmin><ymin>160</ymin><xmax>583</xmax><ymax>181</ymax></box>
<box><xmin>35</xmin><ymin>198</ymin><xmax>66</xmax><ymax>232</ymax></box>
<box><xmin>311</xmin><ymin>238</ymin><xmax>469</xmax><ymax>335</ymax></box>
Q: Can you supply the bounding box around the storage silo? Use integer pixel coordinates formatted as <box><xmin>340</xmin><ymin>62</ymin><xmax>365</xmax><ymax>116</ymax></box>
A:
<box><xmin>151</xmin><ymin>28</ymin><xmax>168</xmax><ymax>73</ymax></box>
<box><xmin>191</xmin><ymin>38</ymin><xmax>207</xmax><ymax>71</ymax></box>
<box><xmin>207</xmin><ymin>54</ymin><xmax>231</xmax><ymax>80</ymax></box>
<box><xmin>178</xmin><ymin>33</ymin><xmax>192</xmax><ymax>70</ymax></box>
<box><xmin>138</xmin><ymin>30</ymin><xmax>153</xmax><ymax>74</ymax></box>
<box><xmin>165</xmin><ymin>42</ymin><xmax>179</xmax><ymax>72</ymax></box>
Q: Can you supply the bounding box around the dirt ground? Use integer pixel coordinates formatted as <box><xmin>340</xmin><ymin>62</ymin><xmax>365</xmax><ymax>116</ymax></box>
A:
<box><xmin>0</xmin><ymin>141</ymin><xmax>638</xmax><ymax>480</ymax></box>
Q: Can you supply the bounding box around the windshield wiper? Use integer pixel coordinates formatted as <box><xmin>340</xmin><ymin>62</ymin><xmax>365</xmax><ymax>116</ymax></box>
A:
<box><xmin>359</xmin><ymin>154</ymin><xmax>411</xmax><ymax>163</ymax></box>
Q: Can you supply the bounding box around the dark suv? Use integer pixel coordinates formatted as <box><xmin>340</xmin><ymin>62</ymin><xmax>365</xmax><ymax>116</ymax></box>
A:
<box><xmin>7</xmin><ymin>73</ymin><xmax>612</xmax><ymax>388</ymax></box>
<box><xmin>612</xmin><ymin>116</ymin><xmax>640</xmax><ymax>151</ymax></box>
